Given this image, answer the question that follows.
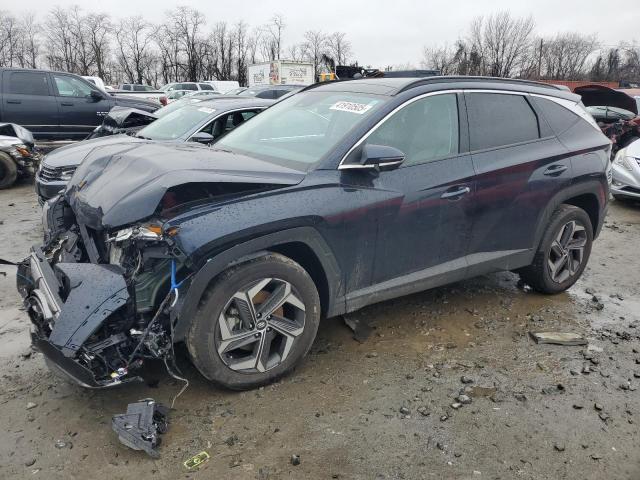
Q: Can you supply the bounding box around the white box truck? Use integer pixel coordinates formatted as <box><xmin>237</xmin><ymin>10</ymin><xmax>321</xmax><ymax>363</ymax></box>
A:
<box><xmin>248</xmin><ymin>61</ymin><xmax>314</xmax><ymax>87</ymax></box>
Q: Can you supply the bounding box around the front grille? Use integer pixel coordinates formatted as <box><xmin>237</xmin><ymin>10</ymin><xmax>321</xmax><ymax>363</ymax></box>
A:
<box><xmin>39</xmin><ymin>164</ymin><xmax>76</xmax><ymax>182</ymax></box>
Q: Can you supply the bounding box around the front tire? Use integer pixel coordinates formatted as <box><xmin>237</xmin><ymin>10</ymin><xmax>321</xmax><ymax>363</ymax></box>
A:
<box><xmin>0</xmin><ymin>152</ymin><xmax>18</xmax><ymax>190</ymax></box>
<box><xmin>187</xmin><ymin>253</ymin><xmax>321</xmax><ymax>390</ymax></box>
<box><xmin>519</xmin><ymin>205</ymin><xmax>593</xmax><ymax>294</ymax></box>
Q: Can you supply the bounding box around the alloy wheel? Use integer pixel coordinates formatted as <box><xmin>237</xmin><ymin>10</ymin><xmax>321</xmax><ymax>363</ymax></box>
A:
<box><xmin>215</xmin><ymin>278</ymin><xmax>306</xmax><ymax>373</ymax></box>
<box><xmin>547</xmin><ymin>220</ymin><xmax>587</xmax><ymax>283</ymax></box>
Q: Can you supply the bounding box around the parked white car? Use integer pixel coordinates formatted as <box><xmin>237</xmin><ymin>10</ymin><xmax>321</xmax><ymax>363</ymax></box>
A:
<box><xmin>612</xmin><ymin>139</ymin><xmax>640</xmax><ymax>202</ymax></box>
<box><xmin>202</xmin><ymin>80</ymin><xmax>240</xmax><ymax>94</ymax></box>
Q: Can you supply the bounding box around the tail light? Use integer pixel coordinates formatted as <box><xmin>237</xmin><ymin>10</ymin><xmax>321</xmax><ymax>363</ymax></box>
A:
<box><xmin>160</xmin><ymin>96</ymin><xmax>168</xmax><ymax>106</ymax></box>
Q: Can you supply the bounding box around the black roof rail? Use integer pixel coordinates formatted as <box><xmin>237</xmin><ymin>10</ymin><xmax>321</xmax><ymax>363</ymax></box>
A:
<box><xmin>297</xmin><ymin>79</ymin><xmax>354</xmax><ymax>93</ymax></box>
<box><xmin>396</xmin><ymin>76</ymin><xmax>562</xmax><ymax>94</ymax></box>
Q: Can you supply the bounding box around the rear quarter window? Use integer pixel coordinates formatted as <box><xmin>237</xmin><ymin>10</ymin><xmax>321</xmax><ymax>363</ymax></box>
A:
<box><xmin>532</xmin><ymin>96</ymin><xmax>580</xmax><ymax>135</ymax></box>
<box><xmin>466</xmin><ymin>93</ymin><xmax>540</xmax><ymax>150</ymax></box>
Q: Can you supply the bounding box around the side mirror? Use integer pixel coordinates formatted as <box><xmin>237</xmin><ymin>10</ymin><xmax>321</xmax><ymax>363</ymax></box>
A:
<box><xmin>89</xmin><ymin>90</ymin><xmax>103</xmax><ymax>101</ymax></box>
<box><xmin>340</xmin><ymin>143</ymin><xmax>405</xmax><ymax>171</ymax></box>
<box><xmin>190</xmin><ymin>132</ymin><xmax>214</xmax><ymax>144</ymax></box>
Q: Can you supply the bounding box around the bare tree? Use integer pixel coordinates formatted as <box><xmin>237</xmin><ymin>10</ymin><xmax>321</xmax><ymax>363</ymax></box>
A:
<box><xmin>469</xmin><ymin>12</ymin><xmax>535</xmax><ymax>77</ymax></box>
<box><xmin>115</xmin><ymin>16</ymin><xmax>153</xmax><ymax>84</ymax></box>
<box><xmin>285</xmin><ymin>44</ymin><xmax>305</xmax><ymax>62</ymax></box>
<box><xmin>169</xmin><ymin>6</ymin><xmax>206</xmax><ymax>81</ymax></box>
<box><xmin>302</xmin><ymin>30</ymin><xmax>328</xmax><ymax>78</ymax></box>
<box><xmin>535</xmin><ymin>32</ymin><xmax>599</xmax><ymax>80</ymax></box>
<box><xmin>68</xmin><ymin>6</ymin><xmax>96</xmax><ymax>75</ymax></box>
<box><xmin>421</xmin><ymin>44</ymin><xmax>457</xmax><ymax>75</ymax></box>
<box><xmin>0</xmin><ymin>12</ymin><xmax>21</xmax><ymax>67</ymax></box>
<box><xmin>327</xmin><ymin>32</ymin><xmax>351</xmax><ymax>65</ymax></box>
<box><xmin>17</xmin><ymin>12</ymin><xmax>40</xmax><ymax>69</ymax></box>
<box><xmin>262</xmin><ymin>14</ymin><xmax>285</xmax><ymax>60</ymax></box>
<box><xmin>234</xmin><ymin>21</ymin><xmax>249</xmax><ymax>85</ymax></box>
<box><xmin>85</xmin><ymin>13</ymin><xmax>112</xmax><ymax>81</ymax></box>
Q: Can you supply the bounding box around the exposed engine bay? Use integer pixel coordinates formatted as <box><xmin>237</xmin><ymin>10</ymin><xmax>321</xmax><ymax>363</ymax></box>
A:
<box><xmin>17</xmin><ymin>195</ymin><xmax>190</xmax><ymax>388</ymax></box>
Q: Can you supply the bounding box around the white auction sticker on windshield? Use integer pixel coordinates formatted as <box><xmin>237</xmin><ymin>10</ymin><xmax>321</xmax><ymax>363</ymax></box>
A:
<box><xmin>198</xmin><ymin>107</ymin><xmax>215</xmax><ymax>113</ymax></box>
<box><xmin>330</xmin><ymin>101</ymin><xmax>373</xmax><ymax>114</ymax></box>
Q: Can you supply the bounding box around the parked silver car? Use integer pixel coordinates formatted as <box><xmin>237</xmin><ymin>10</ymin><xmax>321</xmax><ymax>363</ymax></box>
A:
<box><xmin>612</xmin><ymin>138</ymin><xmax>640</xmax><ymax>202</ymax></box>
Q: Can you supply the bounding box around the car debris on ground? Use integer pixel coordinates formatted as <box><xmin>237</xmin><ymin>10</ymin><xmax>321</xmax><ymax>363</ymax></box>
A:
<box><xmin>111</xmin><ymin>399</ymin><xmax>169</xmax><ymax>458</ymax></box>
<box><xmin>530</xmin><ymin>331</ymin><xmax>589</xmax><ymax>346</ymax></box>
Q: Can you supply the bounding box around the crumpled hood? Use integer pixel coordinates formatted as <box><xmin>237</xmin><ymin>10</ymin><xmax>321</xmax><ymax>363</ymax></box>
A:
<box><xmin>575</xmin><ymin>85</ymin><xmax>638</xmax><ymax>115</ymax></box>
<box><xmin>43</xmin><ymin>135</ymin><xmax>142</xmax><ymax>168</ymax></box>
<box><xmin>65</xmin><ymin>142</ymin><xmax>305</xmax><ymax>229</ymax></box>
<box><xmin>0</xmin><ymin>123</ymin><xmax>35</xmax><ymax>148</ymax></box>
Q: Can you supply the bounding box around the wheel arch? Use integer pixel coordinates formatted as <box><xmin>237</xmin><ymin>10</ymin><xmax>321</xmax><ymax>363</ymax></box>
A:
<box><xmin>172</xmin><ymin>227</ymin><xmax>343</xmax><ymax>341</ymax></box>
<box><xmin>532</xmin><ymin>180</ymin><xmax>606</xmax><ymax>254</ymax></box>
<box><xmin>562</xmin><ymin>193</ymin><xmax>600</xmax><ymax>237</ymax></box>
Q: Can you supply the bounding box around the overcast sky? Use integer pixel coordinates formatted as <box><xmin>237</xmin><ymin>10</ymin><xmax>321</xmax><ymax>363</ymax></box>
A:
<box><xmin>11</xmin><ymin>0</ymin><xmax>640</xmax><ymax>67</ymax></box>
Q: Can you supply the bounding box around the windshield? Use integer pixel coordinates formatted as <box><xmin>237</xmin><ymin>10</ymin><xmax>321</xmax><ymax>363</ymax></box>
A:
<box><xmin>137</xmin><ymin>104</ymin><xmax>215</xmax><ymax>140</ymax></box>
<box><xmin>238</xmin><ymin>88</ymin><xmax>259</xmax><ymax>97</ymax></box>
<box><xmin>216</xmin><ymin>91</ymin><xmax>386</xmax><ymax>170</ymax></box>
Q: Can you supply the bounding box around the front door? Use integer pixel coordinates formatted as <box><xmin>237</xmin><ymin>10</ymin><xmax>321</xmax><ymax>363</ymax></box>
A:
<box><xmin>1</xmin><ymin>70</ymin><xmax>59</xmax><ymax>139</ymax></box>
<box><xmin>50</xmin><ymin>73</ymin><xmax>112</xmax><ymax>139</ymax></box>
<box><xmin>354</xmin><ymin>93</ymin><xmax>475</xmax><ymax>297</ymax></box>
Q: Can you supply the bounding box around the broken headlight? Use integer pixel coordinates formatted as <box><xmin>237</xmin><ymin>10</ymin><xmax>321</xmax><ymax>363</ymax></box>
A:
<box><xmin>613</xmin><ymin>148</ymin><xmax>637</xmax><ymax>172</ymax></box>
<box><xmin>9</xmin><ymin>144</ymin><xmax>30</xmax><ymax>158</ymax></box>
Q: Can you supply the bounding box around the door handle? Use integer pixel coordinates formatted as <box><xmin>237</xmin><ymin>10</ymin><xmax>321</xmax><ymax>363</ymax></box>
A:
<box><xmin>6</xmin><ymin>99</ymin><xmax>21</xmax><ymax>104</ymax></box>
<box><xmin>543</xmin><ymin>164</ymin><xmax>568</xmax><ymax>176</ymax></box>
<box><xmin>441</xmin><ymin>185</ymin><xmax>471</xmax><ymax>200</ymax></box>
<box><xmin>60</xmin><ymin>102</ymin><xmax>74</xmax><ymax>106</ymax></box>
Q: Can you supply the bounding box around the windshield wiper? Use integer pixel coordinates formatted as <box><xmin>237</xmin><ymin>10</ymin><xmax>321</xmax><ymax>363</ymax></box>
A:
<box><xmin>135</xmin><ymin>134</ymin><xmax>152</xmax><ymax>140</ymax></box>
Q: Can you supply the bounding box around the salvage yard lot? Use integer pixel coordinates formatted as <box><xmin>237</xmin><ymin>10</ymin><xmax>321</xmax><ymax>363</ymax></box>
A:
<box><xmin>1</xmin><ymin>180</ymin><xmax>639</xmax><ymax>480</ymax></box>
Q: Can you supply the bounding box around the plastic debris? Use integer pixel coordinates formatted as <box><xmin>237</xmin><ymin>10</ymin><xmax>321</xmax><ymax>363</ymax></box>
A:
<box><xmin>530</xmin><ymin>332</ymin><xmax>587</xmax><ymax>346</ymax></box>
<box><xmin>184</xmin><ymin>451</ymin><xmax>210</xmax><ymax>470</ymax></box>
<box><xmin>112</xmin><ymin>398</ymin><xmax>169</xmax><ymax>458</ymax></box>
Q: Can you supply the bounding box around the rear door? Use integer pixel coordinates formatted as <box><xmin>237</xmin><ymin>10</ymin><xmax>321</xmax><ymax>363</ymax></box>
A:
<box><xmin>366</xmin><ymin>92</ymin><xmax>475</xmax><ymax>286</ymax></box>
<box><xmin>464</xmin><ymin>91</ymin><xmax>572</xmax><ymax>274</ymax></box>
<box><xmin>1</xmin><ymin>70</ymin><xmax>59</xmax><ymax>139</ymax></box>
<box><xmin>50</xmin><ymin>72</ymin><xmax>113</xmax><ymax>139</ymax></box>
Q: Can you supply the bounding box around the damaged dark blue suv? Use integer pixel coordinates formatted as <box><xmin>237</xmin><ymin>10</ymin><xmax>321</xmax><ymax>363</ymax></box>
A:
<box><xmin>18</xmin><ymin>77</ymin><xmax>611</xmax><ymax>390</ymax></box>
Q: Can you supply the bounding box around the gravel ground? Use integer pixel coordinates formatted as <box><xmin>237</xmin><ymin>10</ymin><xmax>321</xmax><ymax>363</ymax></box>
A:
<box><xmin>1</xmin><ymin>178</ymin><xmax>639</xmax><ymax>480</ymax></box>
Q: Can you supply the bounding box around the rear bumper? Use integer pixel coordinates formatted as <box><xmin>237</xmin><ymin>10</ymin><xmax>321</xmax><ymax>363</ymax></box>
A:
<box><xmin>17</xmin><ymin>248</ymin><xmax>138</xmax><ymax>388</ymax></box>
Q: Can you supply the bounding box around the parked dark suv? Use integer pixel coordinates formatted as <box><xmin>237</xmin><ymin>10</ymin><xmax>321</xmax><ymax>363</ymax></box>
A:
<box><xmin>0</xmin><ymin>68</ymin><xmax>159</xmax><ymax>140</ymax></box>
<box><xmin>18</xmin><ymin>77</ymin><xmax>611</xmax><ymax>391</ymax></box>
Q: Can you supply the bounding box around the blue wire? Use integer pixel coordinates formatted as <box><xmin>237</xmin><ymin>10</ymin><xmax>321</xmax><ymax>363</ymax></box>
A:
<box><xmin>170</xmin><ymin>259</ymin><xmax>185</xmax><ymax>290</ymax></box>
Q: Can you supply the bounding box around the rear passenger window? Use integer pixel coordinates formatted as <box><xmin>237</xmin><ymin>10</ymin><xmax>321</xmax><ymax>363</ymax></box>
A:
<box><xmin>182</xmin><ymin>83</ymin><xmax>198</xmax><ymax>91</ymax></box>
<box><xmin>7</xmin><ymin>72</ymin><xmax>49</xmax><ymax>96</ymax></box>
<box><xmin>467</xmin><ymin>93</ymin><xmax>540</xmax><ymax>150</ymax></box>
<box><xmin>532</xmin><ymin>97</ymin><xmax>580</xmax><ymax>135</ymax></box>
<box><xmin>365</xmin><ymin>93</ymin><xmax>459</xmax><ymax>167</ymax></box>
<box><xmin>199</xmin><ymin>83</ymin><xmax>214</xmax><ymax>90</ymax></box>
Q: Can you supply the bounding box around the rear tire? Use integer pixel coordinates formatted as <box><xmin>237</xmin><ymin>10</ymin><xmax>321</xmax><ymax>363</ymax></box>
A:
<box><xmin>0</xmin><ymin>152</ymin><xmax>17</xmax><ymax>190</ymax></box>
<box><xmin>187</xmin><ymin>253</ymin><xmax>321</xmax><ymax>390</ymax></box>
<box><xmin>519</xmin><ymin>205</ymin><xmax>593</xmax><ymax>294</ymax></box>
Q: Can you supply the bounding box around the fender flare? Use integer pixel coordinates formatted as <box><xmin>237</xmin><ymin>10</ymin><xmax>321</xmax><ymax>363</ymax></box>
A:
<box><xmin>532</xmin><ymin>179</ymin><xmax>606</xmax><ymax>252</ymax></box>
<box><xmin>172</xmin><ymin>226</ymin><xmax>343</xmax><ymax>341</ymax></box>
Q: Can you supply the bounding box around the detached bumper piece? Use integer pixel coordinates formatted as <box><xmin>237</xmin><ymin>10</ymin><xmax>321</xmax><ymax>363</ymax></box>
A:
<box><xmin>112</xmin><ymin>399</ymin><xmax>169</xmax><ymax>458</ymax></box>
<box><xmin>18</xmin><ymin>247</ymin><xmax>141</xmax><ymax>388</ymax></box>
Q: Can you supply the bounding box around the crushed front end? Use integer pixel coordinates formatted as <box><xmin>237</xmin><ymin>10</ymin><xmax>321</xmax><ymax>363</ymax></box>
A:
<box><xmin>17</xmin><ymin>195</ymin><xmax>187</xmax><ymax>388</ymax></box>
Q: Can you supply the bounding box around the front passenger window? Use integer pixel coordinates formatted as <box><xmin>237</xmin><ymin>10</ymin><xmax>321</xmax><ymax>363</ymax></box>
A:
<box><xmin>53</xmin><ymin>75</ymin><xmax>93</xmax><ymax>98</ymax></box>
<box><xmin>365</xmin><ymin>93</ymin><xmax>459</xmax><ymax>167</ymax></box>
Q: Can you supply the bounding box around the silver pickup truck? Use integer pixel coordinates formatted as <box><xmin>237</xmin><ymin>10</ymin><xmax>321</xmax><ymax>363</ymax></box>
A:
<box><xmin>83</xmin><ymin>77</ymin><xmax>167</xmax><ymax>106</ymax></box>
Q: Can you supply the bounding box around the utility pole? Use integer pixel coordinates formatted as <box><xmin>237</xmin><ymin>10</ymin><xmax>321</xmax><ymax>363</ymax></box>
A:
<box><xmin>538</xmin><ymin>38</ymin><xmax>543</xmax><ymax>79</ymax></box>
